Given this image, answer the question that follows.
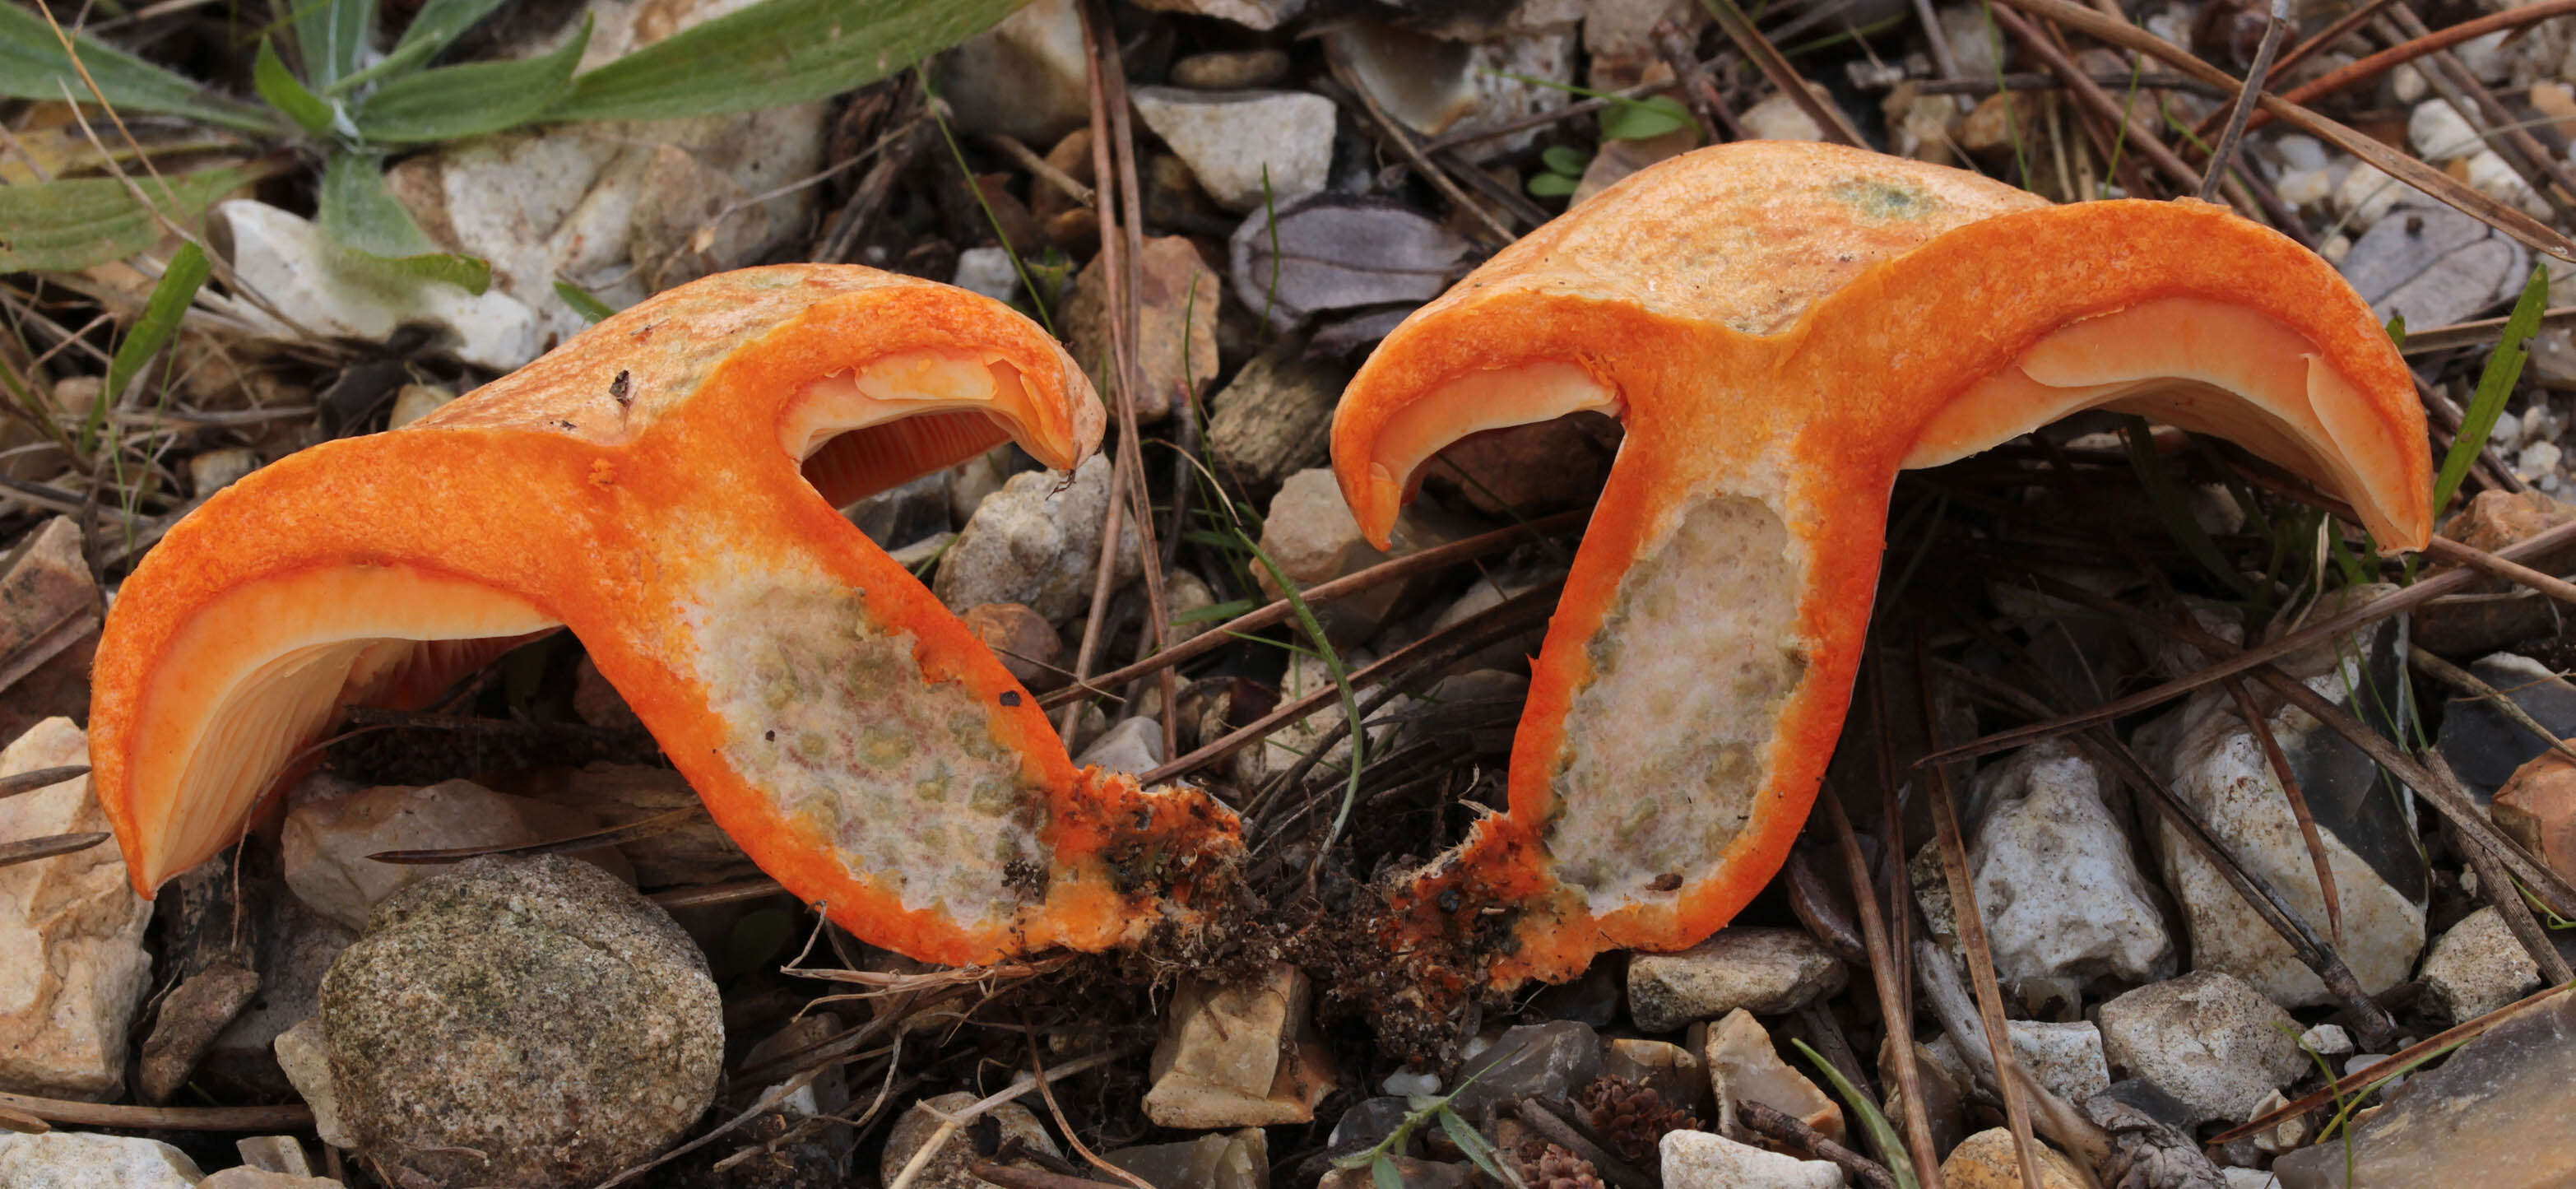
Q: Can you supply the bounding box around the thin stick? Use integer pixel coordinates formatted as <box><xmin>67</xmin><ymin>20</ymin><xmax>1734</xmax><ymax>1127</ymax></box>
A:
<box><xmin>979</xmin><ymin>133</ymin><xmax>1093</xmax><ymax>207</ymax></box>
<box><xmin>1923</xmin><ymin>516</ymin><xmax>2576</xmax><ymax>764</ymax></box>
<box><xmin>1911</xmin><ymin>936</ymin><xmax>2114</xmax><ymax>1176</ymax></box>
<box><xmin>2198</xmin><ymin>0</ymin><xmax>2290</xmax><ymax>202</ymax></box>
<box><xmin>1703</xmin><ymin>0</ymin><xmax>1868</xmax><ymax>146</ymax></box>
<box><xmin>2267</xmin><ymin>0</ymin><xmax>2576</xmax><ymax>121</ymax></box>
<box><xmin>0</xmin><ymin>831</ymin><xmax>109</xmax><ymax>867</ymax></box>
<box><xmin>2212</xmin><ymin>984</ymin><xmax>2568</xmax><ymax>1145</ymax></box>
<box><xmin>2408</xmin><ymin>649</ymin><xmax>2576</xmax><ymax>770</ymax></box>
<box><xmin>1740</xmin><ymin>1100</ymin><xmax>1901</xmax><ymax>1189</ymax></box>
<box><xmin>1916</xmin><ymin>646</ymin><xmax>2049</xmax><ymax>1189</ymax></box>
<box><xmin>883</xmin><ymin>1047</ymin><xmax>1133</xmax><ymax>1189</ymax></box>
<box><xmin>0</xmin><ymin>1089</ymin><xmax>309</xmax><ymax>1131</ymax></box>
<box><xmin>1061</xmin><ymin>9</ymin><xmax>1138</xmax><ymax>748</ymax></box>
<box><xmin>2427</xmin><ymin>750</ymin><xmax>2576</xmax><ymax>985</ymax></box>
<box><xmin>1822</xmin><ymin>792</ymin><xmax>1948</xmax><ymax>1189</ymax></box>
<box><xmin>0</xmin><ymin>764</ymin><xmax>86</xmax><ymax>799</ymax></box>
<box><xmin>1037</xmin><ymin>511</ymin><xmax>1584</xmax><ymax>710</ymax></box>
<box><xmin>1993</xmin><ymin>6</ymin><xmax>2207</xmax><ymax>198</ymax></box>
<box><xmin>1023</xmin><ymin>1024</ymin><xmax>1153</xmax><ymax>1189</ymax></box>
<box><xmin>1323</xmin><ymin>58</ymin><xmax>1516</xmax><ymax>244</ymax></box>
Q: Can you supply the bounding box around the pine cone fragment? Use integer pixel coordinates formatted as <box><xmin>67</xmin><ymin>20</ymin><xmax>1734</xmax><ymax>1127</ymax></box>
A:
<box><xmin>1579</xmin><ymin>1074</ymin><xmax>1701</xmax><ymax>1164</ymax></box>
<box><xmin>1511</xmin><ymin>1141</ymin><xmax>1605</xmax><ymax>1189</ymax></box>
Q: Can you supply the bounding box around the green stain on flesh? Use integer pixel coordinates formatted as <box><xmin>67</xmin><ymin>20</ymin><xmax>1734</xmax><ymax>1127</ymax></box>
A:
<box><xmin>1831</xmin><ymin>179</ymin><xmax>1939</xmax><ymax>221</ymax></box>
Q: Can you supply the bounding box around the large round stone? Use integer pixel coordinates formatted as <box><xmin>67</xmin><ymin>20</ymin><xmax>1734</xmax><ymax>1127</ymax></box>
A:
<box><xmin>319</xmin><ymin>855</ymin><xmax>722</xmax><ymax>1187</ymax></box>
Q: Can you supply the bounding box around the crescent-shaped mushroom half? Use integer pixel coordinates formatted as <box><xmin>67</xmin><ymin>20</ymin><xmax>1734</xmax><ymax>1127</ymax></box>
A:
<box><xmin>93</xmin><ymin>265</ymin><xmax>1238</xmax><ymax>966</ymax></box>
<box><xmin>1330</xmin><ymin>142</ymin><xmax>2432</xmax><ymax>986</ymax></box>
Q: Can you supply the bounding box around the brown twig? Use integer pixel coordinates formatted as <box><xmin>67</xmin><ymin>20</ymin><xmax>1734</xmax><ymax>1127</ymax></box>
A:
<box><xmin>1321</xmin><ymin>57</ymin><xmax>1516</xmax><ymax>244</ymax></box>
<box><xmin>1739</xmin><ymin>1100</ymin><xmax>1901</xmax><ymax>1189</ymax></box>
<box><xmin>1653</xmin><ymin>19</ymin><xmax>1732</xmax><ymax>142</ymax></box>
<box><xmin>2380</xmin><ymin>7</ymin><xmax>2576</xmax><ymax>226</ymax></box>
<box><xmin>1513</xmin><ymin>1099</ymin><xmax>1654</xmax><ymax>1189</ymax></box>
<box><xmin>979</xmin><ymin>133</ymin><xmax>1093</xmax><ymax>207</ymax></box>
<box><xmin>0</xmin><ymin>764</ymin><xmax>86</xmax><ymax>799</ymax></box>
<box><xmin>1924</xmin><ymin>516</ymin><xmax>2576</xmax><ymax>764</ymax></box>
<box><xmin>0</xmin><ymin>1089</ymin><xmax>309</xmax><ymax>1131</ymax></box>
<box><xmin>1820</xmin><ymin>792</ymin><xmax>1947</xmax><ymax>1189</ymax></box>
<box><xmin>2407</xmin><ymin>649</ymin><xmax>2576</xmax><ymax>771</ymax></box>
<box><xmin>365</xmin><ymin>806</ymin><xmax>704</xmax><ymax>865</ymax></box>
<box><xmin>0</xmin><ymin>831</ymin><xmax>106</xmax><ymax>868</ymax></box>
<box><xmin>2226</xmin><ymin>675</ymin><xmax>2344</xmax><ymax>941</ymax></box>
<box><xmin>1702</xmin><ymin>0</ymin><xmax>1867</xmax><ymax>146</ymax></box>
<box><xmin>2426</xmin><ymin>750</ymin><xmax>2576</xmax><ymax>986</ymax></box>
<box><xmin>1037</xmin><ymin>511</ymin><xmax>1585</xmax><ymax>711</ymax></box>
<box><xmin>1991</xmin><ymin>6</ymin><xmax>2207</xmax><ymax>198</ymax></box>
<box><xmin>2212</xmin><ymin>984</ymin><xmax>2568</xmax><ymax>1145</ymax></box>
<box><xmin>2263</xmin><ymin>0</ymin><xmax>2576</xmax><ymax>126</ymax></box>
<box><xmin>2198</xmin><ymin>0</ymin><xmax>2290</xmax><ymax>202</ymax></box>
<box><xmin>1915</xmin><ymin>642</ymin><xmax>2050</xmax><ymax>1189</ymax></box>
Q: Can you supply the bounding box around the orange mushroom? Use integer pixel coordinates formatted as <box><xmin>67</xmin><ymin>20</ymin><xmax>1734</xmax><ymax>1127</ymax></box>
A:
<box><xmin>92</xmin><ymin>265</ymin><xmax>1239</xmax><ymax>966</ymax></box>
<box><xmin>1331</xmin><ymin>142</ymin><xmax>2431</xmax><ymax>988</ymax></box>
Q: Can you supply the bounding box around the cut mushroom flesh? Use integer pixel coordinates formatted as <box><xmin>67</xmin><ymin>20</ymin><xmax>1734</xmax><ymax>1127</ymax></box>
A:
<box><xmin>1330</xmin><ymin>143</ymin><xmax>2430</xmax><ymax>987</ymax></box>
<box><xmin>93</xmin><ymin>266</ymin><xmax>1237</xmax><ymax>966</ymax></box>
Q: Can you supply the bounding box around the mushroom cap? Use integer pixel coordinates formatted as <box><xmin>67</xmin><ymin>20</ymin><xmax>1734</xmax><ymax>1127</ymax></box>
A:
<box><xmin>92</xmin><ymin>264</ymin><xmax>1231</xmax><ymax>966</ymax></box>
<box><xmin>1329</xmin><ymin>142</ymin><xmax>2430</xmax><ymax>984</ymax></box>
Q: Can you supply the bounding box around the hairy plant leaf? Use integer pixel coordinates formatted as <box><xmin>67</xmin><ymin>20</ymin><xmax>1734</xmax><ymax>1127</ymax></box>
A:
<box><xmin>1371</xmin><ymin>1155</ymin><xmax>1404</xmax><ymax>1189</ymax></box>
<box><xmin>253</xmin><ymin>39</ymin><xmax>337</xmax><ymax>136</ymax></box>
<box><xmin>554</xmin><ymin>279</ymin><xmax>617</xmax><ymax>323</ymax></box>
<box><xmin>1527</xmin><ymin>170</ymin><xmax>1580</xmax><ymax>197</ymax></box>
<box><xmin>93</xmin><ymin>241</ymin><xmax>211</xmax><ymax>453</ymax></box>
<box><xmin>2434</xmin><ymin>265</ymin><xmax>2551</xmax><ymax>510</ymax></box>
<box><xmin>337</xmin><ymin>0</ymin><xmax>510</xmax><ymax>93</ymax></box>
<box><xmin>546</xmin><ymin>0</ymin><xmax>1018</xmax><ymax>123</ymax></box>
<box><xmin>0</xmin><ymin>5</ymin><xmax>281</xmax><ymax>133</ymax></box>
<box><xmin>292</xmin><ymin>0</ymin><xmax>375</xmax><ymax>91</ymax></box>
<box><xmin>1228</xmin><ymin>193</ymin><xmax>1473</xmax><ymax>329</ymax></box>
<box><xmin>354</xmin><ymin>17</ymin><xmax>589</xmax><ymax>144</ymax></box>
<box><xmin>0</xmin><ymin>166</ymin><xmax>251</xmax><ymax>272</ymax></box>
<box><xmin>1540</xmin><ymin>145</ymin><xmax>1587</xmax><ymax>176</ymax></box>
<box><xmin>316</xmin><ymin>151</ymin><xmax>491</xmax><ymax>294</ymax></box>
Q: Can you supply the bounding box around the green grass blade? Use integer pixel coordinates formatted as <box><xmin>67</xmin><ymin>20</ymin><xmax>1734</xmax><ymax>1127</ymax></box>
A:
<box><xmin>334</xmin><ymin>0</ymin><xmax>509</xmax><ymax>94</ymax></box>
<box><xmin>316</xmin><ymin>151</ymin><xmax>493</xmax><ymax>294</ymax></box>
<box><xmin>2433</xmin><ymin>265</ymin><xmax>2550</xmax><ymax>512</ymax></box>
<box><xmin>0</xmin><ymin>166</ymin><xmax>252</xmax><ymax>272</ymax></box>
<box><xmin>290</xmin><ymin>0</ymin><xmax>375</xmax><ymax>90</ymax></box>
<box><xmin>0</xmin><ymin>5</ymin><xmax>282</xmax><ymax>133</ymax></box>
<box><xmin>91</xmin><ymin>241</ymin><xmax>210</xmax><ymax>455</ymax></box>
<box><xmin>547</xmin><ymin>0</ymin><xmax>1017</xmax><ymax>123</ymax></box>
<box><xmin>1439</xmin><ymin>1108</ymin><xmax>1524</xmax><ymax>1187</ymax></box>
<box><xmin>554</xmin><ymin>279</ymin><xmax>617</xmax><ymax>323</ymax></box>
<box><xmin>1792</xmin><ymin>1038</ymin><xmax>1919</xmax><ymax>1189</ymax></box>
<box><xmin>253</xmin><ymin>38</ymin><xmax>337</xmax><ymax>136</ymax></box>
<box><xmin>354</xmin><ymin>16</ymin><xmax>589</xmax><ymax>143</ymax></box>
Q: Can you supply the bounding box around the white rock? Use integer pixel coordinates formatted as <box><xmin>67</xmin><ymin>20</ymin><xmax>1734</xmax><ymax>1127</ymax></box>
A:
<box><xmin>2097</xmin><ymin>971</ymin><xmax>2309</xmax><ymax>1123</ymax></box>
<box><xmin>1381</xmin><ymin>1066</ymin><xmax>1441</xmax><ymax>1097</ymax></box>
<box><xmin>1940</xmin><ymin>4</ymin><xmax>2004</xmax><ymax>80</ymax></box>
<box><xmin>2275</xmin><ymin>165</ymin><xmax>2336</xmax><ymax>211</ymax></box>
<box><xmin>2300</xmin><ymin>1023</ymin><xmax>2353</xmax><ymax>1057</ymax></box>
<box><xmin>2133</xmin><ymin>592</ymin><xmax>2425</xmax><ymax>1008</ymax></box>
<box><xmin>0</xmin><ymin>1132</ymin><xmax>202</xmax><ymax>1188</ymax></box>
<box><xmin>381</xmin><ymin>0</ymin><xmax>830</xmax><ymax>361</ymax></box>
<box><xmin>0</xmin><ymin>720</ymin><xmax>151</xmax><ymax>1100</ymax></box>
<box><xmin>281</xmin><ymin>779</ymin><xmax>629</xmax><ymax>931</ymax></box>
<box><xmin>2393</xmin><ymin>63</ymin><xmax>2428</xmax><ymax>104</ymax></box>
<box><xmin>935</xmin><ymin>455</ymin><xmax>1139</xmax><ymax>624</ymax></box>
<box><xmin>383</xmin><ymin>383</ymin><xmax>453</xmax><ymax>430</ymax></box>
<box><xmin>2411</xmin><ymin>99</ymin><xmax>2484</xmax><ymax>161</ymax></box>
<box><xmin>2466</xmin><ymin>148</ymin><xmax>2552</xmax><ymax>221</ymax></box>
<box><xmin>188</xmin><ymin>448</ymin><xmax>261</xmax><ymax>496</ymax></box>
<box><xmin>1332</xmin><ymin>21</ymin><xmax>1577</xmax><ymax>162</ymax></box>
<box><xmin>1130</xmin><ymin>87</ymin><xmax>1335</xmax><ymax>212</ymax></box>
<box><xmin>2421</xmin><ymin>906</ymin><xmax>2544</xmax><ymax>1022</ymax></box>
<box><xmin>2222</xmin><ymin>1168</ymin><xmax>2280</xmax><ymax>1189</ymax></box>
<box><xmin>938</xmin><ymin>0</ymin><xmax>1088</xmax><ymax>143</ymax></box>
<box><xmin>1074</xmin><ymin>716</ymin><xmax>1166</xmax><ymax>778</ymax></box>
<box><xmin>950</xmin><ymin>246</ymin><xmax>1020</xmax><ymax>303</ymax></box>
<box><xmin>2518</xmin><ymin>439</ymin><xmax>2564</xmax><ymax>482</ymax></box>
<box><xmin>1660</xmin><ymin>1129</ymin><xmax>1842</xmax><ymax>1189</ymax></box>
<box><xmin>2332</xmin><ymin>161</ymin><xmax>2404</xmax><ymax>230</ymax></box>
<box><xmin>1252</xmin><ymin>468</ymin><xmax>1477</xmax><ymax>644</ymax></box>
<box><xmin>1629</xmin><ymin>927</ymin><xmax>1846</xmax><ymax>1032</ymax></box>
<box><xmin>1741</xmin><ymin>89</ymin><xmax>1829</xmax><ymax>142</ymax></box>
<box><xmin>213</xmin><ymin>201</ymin><xmax>544</xmax><ymax>371</ymax></box>
<box><xmin>1966</xmin><ymin>741</ymin><xmax>2175</xmax><ymax>987</ymax></box>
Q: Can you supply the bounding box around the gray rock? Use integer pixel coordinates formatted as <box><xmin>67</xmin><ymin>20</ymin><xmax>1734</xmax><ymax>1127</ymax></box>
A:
<box><xmin>0</xmin><ymin>718</ymin><xmax>151</xmax><ymax>1101</ymax></box>
<box><xmin>935</xmin><ymin>455</ymin><xmax>1139</xmax><ymax>624</ymax></box>
<box><xmin>1660</xmin><ymin>1130</ymin><xmax>1842</xmax><ymax>1189</ymax></box>
<box><xmin>2133</xmin><ymin>589</ymin><xmax>2426</xmax><ymax>1007</ymax></box>
<box><xmin>1075</xmin><ymin>716</ymin><xmax>1167</xmax><ymax>777</ymax></box>
<box><xmin>1627</xmin><ymin>927</ymin><xmax>1847</xmax><ymax>1032</ymax></box>
<box><xmin>1933</xmin><ymin>1019</ymin><xmax>2110</xmax><ymax>1105</ymax></box>
<box><xmin>1966</xmin><ymin>741</ymin><xmax>2175</xmax><ymax>987</ymax></box>
<box><xmin>2434</xmin><ymin>653</ymin><xmax>2576</xmax><ymax>803</ymax></box>
<box><xmin>0</xmin><ymin>1132</ymin><xmax>202</xmax><ymax>1188</ymax></box>
<box><xmin>1131</xmin><ymin>87</ymin><xmax>1334</xmax><ymax>212</ymax></box>
<box><xmin>842</xmin><ymin>470</ymin><xmax>952</xmax><ymax>550</ymax></box>
<box><xmin>1206</xmin><ymin>346</ymin><xmax>1348</xmax><ymax>495</ymax></box>
<box><xmin>950</xmin><ymin>245</ymin><xmax>1020</xmax><ymax>303</ymax></box>
<box><xmin>282</xmin><ymin>778</ymin><xmax>632</xmax><ymax>930</ymax></box>
<box><xmin>1229</xmin><ymin>195</ymin><xmax>1472</xmax><ymax>331</ymax></box>
<box><xmin>319</xmin><ymin>856</ymin><xmax>722</xmax><ymax>1187</ymax></box>
<box><xmin>2275</xmin><ymin>988</ymin><xmax>2576</xmax><ymax>1187</ymax></box>
<box><xmin>1105</xmin><ymin>1128</ymin><xmax>1269</xmax><ymax>1189</ymax></box>
<box><xmin>1448</xmin><ymin>1020</ymin><xmax>1603</xmax><ymax>1123</ymax></box>
<box><xmin>936</xmin><ymin>0</ymin><xmax>1088</xmax><ymax>144</ymax></box>
<box><xmin>2097</xmin><ymin>971</ymin><xmax>2308</xmax><ymax>1124</ymax></box>
<box><xmin>2339</xmin><ymin>203</ymin><xmax>2529</xmax><ymax>328</ymax></box>
<box><xmin>1253</xmin><ymin>468</ymin><xmax>1479</xmax><ymax>645</ymax></box>
<box><xmin>1325</xmin><ymin>1097</ymin><xmax>1419</xmax><ymax>1161</ymax></box>
<box><xmin>2421</xmin><ymin>906</ymin><xmax>2544</xmax><ymax>1023</ymax></box>
<box><xmin>273</xmin><ymin>1017</ymin><xmax>350</xmax><ymax>1150</ymax></box>
<box><xmin>880</xmin><ymin>1091</ymin><xmax>1061</xmax><ymax>1188</ymax></box>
